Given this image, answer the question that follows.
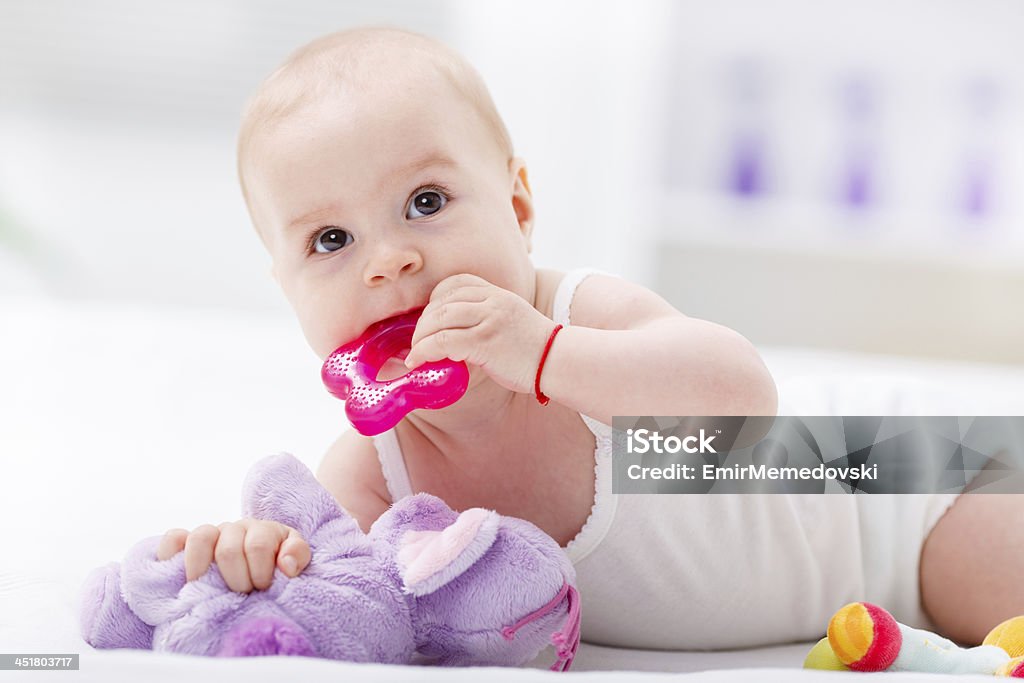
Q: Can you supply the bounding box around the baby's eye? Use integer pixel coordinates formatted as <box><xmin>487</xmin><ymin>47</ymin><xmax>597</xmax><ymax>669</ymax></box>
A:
<box><xmin>406</xmin><ymin>189</ymin><xmax>448</xmax><ymax>219</ymax></box>
<box><xmin>311</xmin><ymin>226</ymin><xmax>353</xmax><ymax>254</ymax></box>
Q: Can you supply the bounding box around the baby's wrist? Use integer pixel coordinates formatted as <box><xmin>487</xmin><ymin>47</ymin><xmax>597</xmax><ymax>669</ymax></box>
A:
<box><xmin>533</xmin><ymin>323</ymin><xmax>564</xmax><ymax>405</ymax></box>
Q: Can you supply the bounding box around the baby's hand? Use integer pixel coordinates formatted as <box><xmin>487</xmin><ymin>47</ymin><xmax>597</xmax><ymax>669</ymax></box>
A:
<box><xmin>155</xmin><ymin>519</ymin><xmax>311</xmax><ymax>593</ymax></box>
<box><xmin>405</xmin><ymin>273</ymin><xmax>558</xmax><ymax>395</ymax></box>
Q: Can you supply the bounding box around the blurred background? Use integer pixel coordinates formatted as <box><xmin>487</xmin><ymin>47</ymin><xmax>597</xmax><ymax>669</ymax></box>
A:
<box><xmin>2</xmin><ymin>0</ymin><xmax>1022</xmax><ymax>361</ymax></box>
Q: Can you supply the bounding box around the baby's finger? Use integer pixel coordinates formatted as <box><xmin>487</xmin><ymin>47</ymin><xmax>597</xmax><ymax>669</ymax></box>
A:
<box><xmin>410</xmin><ymin>300</ymin><xmax>485</xmax><ymax>348</ymax></box>
<box><xmin>405</xmin><ymin>327</ymin><xmax>472</xmax><ymax>370</ymax></box>
<box><xmin>278</xmin><ymin>528</ymin><xmax>311</xmax><ymax>577</ymax></box>
<box><xmin>214</xmin><ymin>522</ymin><xmax>253</xmax><ymax>593</ymax></box>
<box><xmin>244</xmin><ymin>521</ymin><xmax>289</xmax><ymax>590</ymax></box>
<box><xmin>183</xmin><ymin>524</ymin><xmax>220</xmax><ymax>582</ymax></box>
<box><xmin>427</xmin><ymin>274</ymin><xmax>490</xmax><ymax>304</ymax></box>
<box><xmin>156</xmin><ymin>528</ymin><xmax>188</xmax><ymax>561</ymax></box>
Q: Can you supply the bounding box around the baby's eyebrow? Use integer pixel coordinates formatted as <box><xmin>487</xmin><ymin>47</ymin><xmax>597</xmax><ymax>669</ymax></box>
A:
<box><xmin>285</xmin><ymin>152</ymin><xmax>457</xmax><ymax>231</ymax></box>
<box><xmin>390</xmin><ymin>152</ymin><xmax>457</xmax><ymax>181</ymax></box>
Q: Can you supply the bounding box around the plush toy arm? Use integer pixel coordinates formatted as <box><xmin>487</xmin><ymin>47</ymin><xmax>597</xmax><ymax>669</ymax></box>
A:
<box><xmin>80</xmin><ymin>561</ymin><xmax>155</xmax><ymax>650</ymax></box>
<box><xmin>80</xmin><ymin>534</ymin><xmax>201</xmax><ymax>650</ymax></box>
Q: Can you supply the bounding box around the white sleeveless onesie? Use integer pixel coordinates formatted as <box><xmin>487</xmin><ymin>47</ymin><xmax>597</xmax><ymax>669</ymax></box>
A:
<box><xmin>371</xmin><ymin>268</ymin><xmax>960</xmax><ymax>650</ymax></box>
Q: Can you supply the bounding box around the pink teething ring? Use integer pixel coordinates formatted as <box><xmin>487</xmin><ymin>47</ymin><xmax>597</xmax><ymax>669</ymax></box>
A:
<box><xmin>321</xmin><ymin>307</ymin><xmax>469</xmax><ymax>436</ymax></box>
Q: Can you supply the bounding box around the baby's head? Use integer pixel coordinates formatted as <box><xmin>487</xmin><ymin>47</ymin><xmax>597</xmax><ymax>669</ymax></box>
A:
<box><xmin>238</xmin><ymin>27</ymin><xmax>537</xmax><ymax>360</ymax></box>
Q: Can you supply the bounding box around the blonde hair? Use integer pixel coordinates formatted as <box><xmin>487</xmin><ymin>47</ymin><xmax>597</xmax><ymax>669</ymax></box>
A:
<box><xmin>237</xmin><ymin>26</ymin><xmax>514</xmax><ymax>238</ymax></box>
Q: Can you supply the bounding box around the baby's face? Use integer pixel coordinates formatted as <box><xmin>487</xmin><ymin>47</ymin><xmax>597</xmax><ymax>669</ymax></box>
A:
<box><xmin>245</xmin><ymin>79</ymin><xmax>534</xmax><ymax>361</ymax></box>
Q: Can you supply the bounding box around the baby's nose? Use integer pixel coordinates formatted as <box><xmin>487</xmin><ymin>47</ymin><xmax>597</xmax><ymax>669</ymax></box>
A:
<box><xmin>363</xmin><ymin>243</ymin><xmax>423</xmax><ymax>285</ymax></box>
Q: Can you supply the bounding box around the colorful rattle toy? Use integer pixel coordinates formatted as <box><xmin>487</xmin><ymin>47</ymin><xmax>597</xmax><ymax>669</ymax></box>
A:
<box><xmin>321</xmin><ymin>308</ymin><xmax>470</xmax><ymax>436</ymax></box>
<box><xmin>804</xmin><ymin>601</ymin><xmax>1024</xmax><ymax>676</ymax></box>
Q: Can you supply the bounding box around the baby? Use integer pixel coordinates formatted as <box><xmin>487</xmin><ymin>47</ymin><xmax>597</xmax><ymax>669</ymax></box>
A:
<box><xmin>156</xmin><ymin>26</ymin><xmax>1017</xmax><ymax>650</ymax></box>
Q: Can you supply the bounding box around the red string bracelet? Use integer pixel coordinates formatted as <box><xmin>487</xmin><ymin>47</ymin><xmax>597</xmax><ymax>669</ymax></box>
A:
<box><xmin>534</xmin><ymin>323</ymin><xmax>563</xmax><ymax>406</ymax></box>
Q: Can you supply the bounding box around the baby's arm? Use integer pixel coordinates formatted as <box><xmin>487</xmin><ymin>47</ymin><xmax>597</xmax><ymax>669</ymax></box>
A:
<box><xmin>540</xmin><ymin>275</ymin><xmax>778</xmax><ymax>425</ymax></box>
<box><xmin>314</xmin><ymin>427</ymin><xmax>393</xmax><ymax>535</ymax></box>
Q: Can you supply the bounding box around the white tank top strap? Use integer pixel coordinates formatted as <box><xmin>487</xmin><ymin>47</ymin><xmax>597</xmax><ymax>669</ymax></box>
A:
<box><xmin>371</xmin><ymin>429</ymin><xmax>414</xmax><ymax>502</ymax></box>
<box><xmin>550</xmin><ymin>267</ymin><xmax>622</xmax><ymax>565</ymax></box>
<box><xmin>551</xmin><ymin>266</ymin><xmax>620</xmax><ymax>442</ymax></box>
<box><xmin>551</xmin><ymin>267</ymin><xmax>620</xmax><ymax>329</ymax></box>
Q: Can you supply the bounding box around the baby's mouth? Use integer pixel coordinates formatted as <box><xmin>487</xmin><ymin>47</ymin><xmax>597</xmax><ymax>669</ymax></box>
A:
<box><xmin>372</xmin><ymin>307</ymin><xmax>422</xmax><ymax>365</ymax></box>
<box><xmin>376</xmin><ymin>346</ymin><xmax>412</xmax><ymax>382</ymax></box>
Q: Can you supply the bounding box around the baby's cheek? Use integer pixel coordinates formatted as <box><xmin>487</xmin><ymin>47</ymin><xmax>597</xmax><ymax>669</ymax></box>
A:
<box><xmin>295</xmin><ymin>313</ymin><xmax>337</xmax><ymax>361</ymax></box>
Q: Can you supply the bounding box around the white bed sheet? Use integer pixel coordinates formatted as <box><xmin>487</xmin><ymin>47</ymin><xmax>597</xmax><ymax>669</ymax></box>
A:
<box><xmin>2</xmin><ymin>292</ymin><xmax>1023</xmax><ymax>681</ymax></box>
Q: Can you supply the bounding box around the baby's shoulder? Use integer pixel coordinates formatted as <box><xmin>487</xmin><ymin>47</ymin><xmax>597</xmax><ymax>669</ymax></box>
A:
<box><xmin>545</xmin><ymin>267</ymin><xmax>682</xmax><ymax>331</ymax></box>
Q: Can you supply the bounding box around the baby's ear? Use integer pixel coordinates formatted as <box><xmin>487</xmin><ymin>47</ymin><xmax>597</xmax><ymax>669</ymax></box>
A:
<box><xmin>510</xmin><ymin>157</ymin><xmax>532</xmax><ymax>195</ymax></box>
<box><xmin>508</xmin><ymin>157</ymin><xmax>534</xmax><ymax>249</ymax></box>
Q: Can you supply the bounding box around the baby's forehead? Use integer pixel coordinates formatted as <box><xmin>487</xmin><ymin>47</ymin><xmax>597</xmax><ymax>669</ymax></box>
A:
<box><xmin>257</xmin><ymin>28</ymin><xmax>507</xmax><ymax>134</ymax></box>
<box><xmin>253</xmin><ymin>53</ymin><xmax>469</xmax><ymax>149</ymax></box>
<box><xmin>273</xmin><ymin>33</ymin><xmax>464</xmax><ymax>113</ymax></box>
<box><xmin>249</xmin><ymin>69</ymin><xmax>502</xmax><ymax>178</ymax></box>
<box><xmin>257</xmin><ymin>78</ymin><xmax>474</xmax><ymax>163</ymax></box>
<box><xmin>238</xmin><ymin>28</ymin><xmax>513</xmax><ymax>237</ymax></box>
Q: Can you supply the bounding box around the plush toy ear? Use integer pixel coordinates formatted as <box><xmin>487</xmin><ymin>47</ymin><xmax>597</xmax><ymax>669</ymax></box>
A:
<box><xmin>241</xmin><ymin>452</ymin><xmax>349</xmax><ymax>540</ymax></box>
<box><xmin>396</xmin><ymin>507</ymin><xmax>500</xmax><ymax>596</ymax></box>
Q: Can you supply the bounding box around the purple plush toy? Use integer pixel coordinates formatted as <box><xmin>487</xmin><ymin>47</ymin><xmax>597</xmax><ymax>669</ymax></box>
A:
<box><xmin>79</xmin><ymin>453</ymin><xmax>580</xmax><ymax>670</ymax></box>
